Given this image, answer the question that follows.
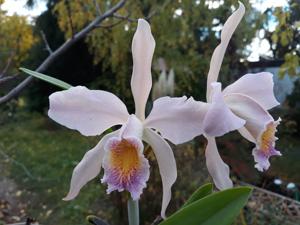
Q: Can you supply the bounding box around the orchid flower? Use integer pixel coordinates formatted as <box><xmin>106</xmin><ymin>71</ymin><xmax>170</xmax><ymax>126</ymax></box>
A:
<box><xmin>152</xmin><ymin>69</ymin><xmax>175</xmax><ymax>100</ymax></box>
<box><xmin>200</xmin><ymin>2</ymin><xmax>281</xmax><ymax>190</ymax></box>
<box><xmin>48</xmin><ymin>19</ymin><xmax>204</xmax><ymax>218</ymax></box>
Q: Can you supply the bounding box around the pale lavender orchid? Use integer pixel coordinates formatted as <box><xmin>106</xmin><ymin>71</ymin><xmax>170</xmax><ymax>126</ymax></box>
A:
<box><xmin>48</xmin><ymin>19</ymin><xmax>205</xmax><ymax>218</ymax></box>
<box><xmin>200</xmin><ymin>2</ymin><xmax>281</xmax><ymax>190</ymax></box>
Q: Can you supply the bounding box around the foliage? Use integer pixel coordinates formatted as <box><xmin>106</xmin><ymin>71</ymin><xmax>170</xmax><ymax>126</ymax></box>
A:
<box><xmin>181</xmin><ymin>183</ymin><xmax>213</xmax><ymax>208</ymax></box>
<box><xmin>21</xmin><ymin>0</ymin><xmax>128</xmax><ymax>110</ymax></box>
<box><xmin>264</xmin><ymin>0</ymin><xmax>300</xmax><ymax>77</ymax></box>
<box><xmin>0</xmin><ymin>4</ymin><xmax>36</xmax><ymax>72</ymax></box>
<box><xmin>160</xmin><ymin>187</ymin><xmax>252</xmax><ymax>225</ymax></box>
<box><xmin>22</xmin><ymin>1</ymin><xmax>103</xmax><ymax>111</ymax></box>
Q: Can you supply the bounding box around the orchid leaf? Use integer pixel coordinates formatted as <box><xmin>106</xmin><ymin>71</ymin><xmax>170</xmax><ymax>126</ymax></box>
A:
<box><xmin>87</xmin><ymin>215</ymin><xmax>110</xmax><ymax>225</ymax></box>
<box><xmin>159</xmin><ymin>187</ymin><xmax>252</xmax><ymax>225</ymax></box>
<box><xmin>20</xmin><ymin>67</ymin><xmax>73</xmax><ymax>90</ymax></box>
<box><xmin>181</xmin><ymin>183</ymin><xmax>213</xmax><ymax>208</ymax></box>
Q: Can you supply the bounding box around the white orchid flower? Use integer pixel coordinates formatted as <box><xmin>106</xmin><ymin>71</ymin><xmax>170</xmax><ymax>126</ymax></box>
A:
<box><xmin>48</xmin><ymin>19</ymin><xmax>205</xmax><ymax>218</ymax></box>
<box><xmin>152</xmin><ymin>69</ymin><xmax>175</xmax><ymax>100</ymax></box>
<box><xmin>200</xmin><ymin>2</ymin><xmax>281</xmax><ymax>190</ymax></box>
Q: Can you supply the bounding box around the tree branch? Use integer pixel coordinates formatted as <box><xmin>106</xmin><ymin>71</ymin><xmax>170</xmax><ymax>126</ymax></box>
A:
<box><xmin>113</xmin><ymin>13</ymin><xmax>138</xmax><ymax>22</ymax></box>
<box><xmin>93</xmin><ymin>0</ymin><xmax>102</xmax><ymax>15</ymax></box>
<box><xmin>0</xmin><ymin>0</ymin><xmax>127</xmax><ymax>105</ymax></box>
<box><xmin>97</xmin><ymin>13</ymin><xmax>132</xmax><ymax>28</ymax></box>
<box><xmin>40</xmin><ymin>30</ymin><xmax>53</xmax><ymax>54</ymax></box>
<box><xmin>96</xmin><ymin>19</ymin><xmax>126</xmax><ymax>29</ymax></box>
<box><xmin>0</xmin><ymin>52</ymin><xmax>14</xmax><ymax>78</ymax></box>
<box><xmin>146</xmin><ymin>0</ymin><xmax>172</xmax><ymax>20</ymax></box>
<box><xmin>0</xmin><ymin>74</ymin><xmax>19</xmax><ymax>85</ymax></box>
<box><xmin>112</xmin><ymin>0</ymin><xmax>172</xmax><ymax>23</ymax></box>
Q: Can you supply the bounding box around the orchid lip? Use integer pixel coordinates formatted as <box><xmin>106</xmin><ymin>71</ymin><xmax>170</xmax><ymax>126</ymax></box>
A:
<box><xmin>253</xmin><ymin>118</ymin><xmax>281</xmax><ymax>172</ymax></box>
<box><xmin>101</xmin><ymin>136</ymin><xmax>150</xmax><ymax>200</ymax></box>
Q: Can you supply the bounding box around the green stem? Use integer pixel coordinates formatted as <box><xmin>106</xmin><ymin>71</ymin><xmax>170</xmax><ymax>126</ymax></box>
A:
<box><xmin>127</xmin><ymin>198</ymin><xmax>139</xmax><ymax>225</ymax></box>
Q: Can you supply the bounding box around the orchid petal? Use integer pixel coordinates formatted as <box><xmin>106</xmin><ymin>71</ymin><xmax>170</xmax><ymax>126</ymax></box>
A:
<box><xmin>223</xmin><ymin>72</ymin><xmax>279</xmax><ymax>110</ymax></box>
<box><xmin>143</xmin><ymin>128</ymin><xmax>177</xmax><ymax>218</ymax></box>
<box><xmin>206</xmin><ymin>2</ymin><xmax>245</xmax><ymax>101</ymax></box>
<box><xmin>205</xmin><ymin>136</ymin><xmax>233</xmax><ymax>190</ymax></box>
<box><xmin>238</xmin><ymin>127</ymin><xmax>256</xmax><ymax>143</ymax></box>
<box><xmin>63</xmin><ymin>130</ymin><xmax>119</xmax><ymax>200</ymax></box>
<box><xmin>224</xmin><ymin>94</ymin><xmax>281</xmax><ymax>171</ymax></box>
<box><xmin>253</xmin><ymin>144</ymin><xmax>281</xmax><ymax>172</ymax></box>
<box><xmin>49</xmin><ymin>86</ymin><xmax>129</xmax><ymax>136</ymax></box>
<box><xmin>203</xmin><ymin>83</ymin><xmax>245</xmax><ymax>137</ymax></box>
<box><xmin>145</xmin><ymin>96</ymin><xmax>208</xmax><ymax>144</ymax></box>
<box><xmin>131</xmin><ymin>19</ymin><xmax>155</xmax><ymax>120</ymax></box>
<box><xmin>119</xmin><ymin>114</ymin><xmax>143</xmax><ymax>139</ymax></box>
<box><xmin>224</xmin><ymin>93</ymin><xmax>273</xmax><ymax>140</ymax></box>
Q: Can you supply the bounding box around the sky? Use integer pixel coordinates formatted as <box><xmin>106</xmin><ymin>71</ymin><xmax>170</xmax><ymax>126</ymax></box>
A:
<box><xmin>250</xmin><ymin>0</ymin><xmax>288</xmax><ymax>12</ymax></box>
<box><xmin>1</xmin><ymin>0</ymin><xmax>47</xmax><ymax>17</ymax></box>
<box><xmin>0</xmin><ymin>0</ymin><xmax>289</xmax><ymax>62</ymax></box>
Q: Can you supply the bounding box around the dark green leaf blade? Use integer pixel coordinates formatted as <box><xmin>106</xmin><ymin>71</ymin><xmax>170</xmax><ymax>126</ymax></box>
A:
<box><xmin>160</xmin><ymin>187</ymin><xmax>252</xmax><ymax>225</ymax></box>
<box><xmin>182</xmin><ymin>183</ymin><xmax>213</xmax><ymax>208</ymax></box>
<box><xmin>20</xmin><ymin>67</ymin><xmax>73</xmax><ymax>90</ymax></box>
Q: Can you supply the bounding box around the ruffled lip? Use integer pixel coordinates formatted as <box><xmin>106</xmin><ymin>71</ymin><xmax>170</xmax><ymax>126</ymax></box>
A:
<box><xmin>253</xmin><ymin>146</ymin><xmax>281</xmax><ymax>172</ymax></box>
<box><xmin>101</xmin><ymin>136</ymin><xmax>150</xmax><ymax>200</ymax></box>
<box><xmin>253</xmin><ymin>119</ymin><xmax>281</xmax><ymax>172</ymax></box>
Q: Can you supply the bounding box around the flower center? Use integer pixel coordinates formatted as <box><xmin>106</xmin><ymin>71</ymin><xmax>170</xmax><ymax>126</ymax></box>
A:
<box><xmin>102</xmin><ymin>136</ymin><xmax>150</xmax><ymax>199</ymax></box>
<box><xmin>260</xmin><ymin>122</ymin><xmax>276</xmax><ymax>154</ymax></box>
<box><xmin>109</xmin><ymin>139</ymin><xmax>140</xmax><ymax>180</ymax></box>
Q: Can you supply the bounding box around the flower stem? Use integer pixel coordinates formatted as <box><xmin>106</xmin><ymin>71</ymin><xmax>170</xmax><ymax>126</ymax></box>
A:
<box><xmin>127</xmin><ymin>198</ymin><xmax>139</xmax><ymax>225</ymax></box>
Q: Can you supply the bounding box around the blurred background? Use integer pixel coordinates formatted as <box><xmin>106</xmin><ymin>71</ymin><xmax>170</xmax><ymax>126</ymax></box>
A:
<box><xmin>0</xmin><ymin>0</ymin><xmax>299</xmax><ymax>224</ymax></box>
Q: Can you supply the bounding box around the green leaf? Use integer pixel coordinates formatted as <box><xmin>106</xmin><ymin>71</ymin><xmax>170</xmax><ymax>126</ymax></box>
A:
<box><xmin>182</xmin><ymin>183</ymin><xmax>213</xmax><ymax>208</ymax></box>
<box><xmin>86</xmin><ymin>215</ymin><xmax>110</xmax><ymax>225</ymax></box>
<box><xmin>159</xmin><ymin>187</ymin><xmax>252</xmax><ymax>225</ymax></box>
<box><xmin>20</xmin><ymin>67</ymin><xmax>73</xmax><ymax>90</ymax></box>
